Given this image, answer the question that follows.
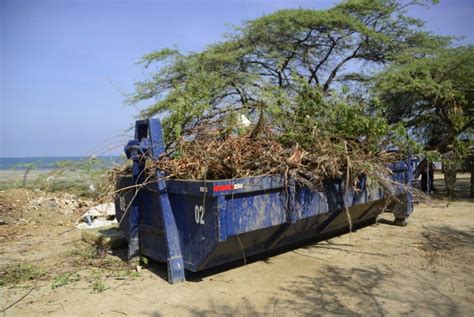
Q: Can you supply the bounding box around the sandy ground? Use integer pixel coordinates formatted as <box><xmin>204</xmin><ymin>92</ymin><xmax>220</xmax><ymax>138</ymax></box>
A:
<box><xmin>0</xmin><ymin>173</ymin><xmax>473</xmax><ymax>316</ymax></box>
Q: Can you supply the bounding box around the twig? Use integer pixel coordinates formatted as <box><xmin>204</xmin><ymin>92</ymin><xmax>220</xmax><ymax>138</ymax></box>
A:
<box><xmin>59</xmin><ymin>227</ymin><xmax>76</xmax><ymax>235</ymax></box>
<box><xmin>1</xmin><ymin>286</ymin><xmax>35</xmax><ymax>314</ymax></box>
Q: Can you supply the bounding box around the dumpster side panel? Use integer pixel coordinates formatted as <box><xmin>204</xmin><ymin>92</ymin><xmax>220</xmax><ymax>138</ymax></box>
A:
<box><xmin>168</xmin><ymin>193</ymin><xmax>220</xmax><ymax>271</ymax></box>
<box><xmin>114</xmin><ymin>176</ymin><xmax>135</xmax><ymax>243</ymax></box>
<box><xmin>294</xmin><ymin>188</ymin><xmax>329</xmax><ymax>220</ymax></box>
<box><xmin>224</xmin><ymin>188</ymin><xmax>287</xmax><ymax>236</ymax></box>
<box><xmin>139</xmin><ymin>189</ymin><xmax>167</xmax><ymax>262</ymax></box>
<box><xmin>135</xmin><ymin>162</ymin><xmax>412</xmax><ymax>274</ymax></box>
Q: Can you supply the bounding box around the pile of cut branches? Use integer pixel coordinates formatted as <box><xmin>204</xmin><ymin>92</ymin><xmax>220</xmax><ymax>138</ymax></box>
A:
<box><xmin>149</xmin><ymin>128</ymin><xmax>402</xmax><ymax>191</ymax></box>
<box><xmin>153</xmin><ymin>132</ymin><xmax>286</xmax><ymax>180</ymax></box>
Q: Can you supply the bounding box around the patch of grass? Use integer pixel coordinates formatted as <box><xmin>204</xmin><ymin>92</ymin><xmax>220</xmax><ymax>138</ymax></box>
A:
<box><xmin>88</xmin><ymin>270</ymin><xmax>107</xmax><ymax>293</ymax></box>
<box><xmin>91</xmin><ymin>279</ymin><xmax>107</xmax><ymax>293</ymax></box>
<box><xmin>113</xmin><ymin>270</ymin><xmax>140</xmax><ymax>280</ymax></box>
<box><xmin>51</xmin><ymin>272</ymin><xmax>80</xmax><ymax>289</ymax></box>
<box><xmin>68</xmin><ymin>243</ymin><xmax>97</xmax><ymax>261</ymax></box>
<box><xmin>68</xmin><ymin>242</ymin><xmax>131</xmax><ymax>271</ymax></box>
<box><xmin>1</xmin><ymin>263</ymin><xmax>46</xmax><ymax>285</ymax></box>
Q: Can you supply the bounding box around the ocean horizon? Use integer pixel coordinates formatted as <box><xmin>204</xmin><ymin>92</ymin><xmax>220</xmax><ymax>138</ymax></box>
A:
<box><xmin>0</xmin><ymin>156</ymin><xmax>123</xmax><ymax>170</ymax></box>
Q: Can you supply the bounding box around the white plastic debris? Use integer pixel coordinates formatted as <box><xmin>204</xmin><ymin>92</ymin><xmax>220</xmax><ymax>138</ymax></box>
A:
<box><xmin>76</xmin><ymin>202</ymin><xmax>117</xmax><ymax>229</ymax></box>
<box><xmin>237</xmin><ymin>114</ymin><xmax>251</xmax><ymax>127</ymax></box>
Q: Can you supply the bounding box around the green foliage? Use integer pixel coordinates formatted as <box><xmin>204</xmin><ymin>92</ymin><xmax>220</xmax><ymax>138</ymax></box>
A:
<box><xmin>0</xmin><ymin>158</ymin><xmax>116</xmax><ymax>198</ymax></box>
<box><xmin>13</xmin><ymin>163</ymin><xmax>37</xmax><ymax>188</ymax></box>
<box><xmin>90</xmin><ymin>278</ymin><xmax>107</xmax><ymax>293</ymax></box>
<box><xmin>275</xmin><ymin>81</ymin><xmax>391</xmax><ymax>152</ymax></box>
<box><xmin>91</xmin><ymin>280</ymin><xmax>106</xmax><ymax>293</ymax></box>
<box><xmin>51</xmin><ymin>272</ymin><xmax>80</xmax><ymax>289</ymax></box>
<box><xmin>374</xmin><ymin>45</ymin><xmax>474</xmax><ymax>155</ymax></box>
<box><xmin>139</xmin><ymin>256</ymin><xmax>149</xmax><ymax>265</ymax></box>
<box><xmin>131</xmin><ymin>0</ymin><xmax>445</xmax><ymax>148</ymax></box>
<box><xmin>113</xmin><ymin>270</ymin><xmax>140</xmax><ymax>280</ymax></box>
<box><xmin>1</xmin><ymin>263</ymin><xmax>46</xmax><ymax>285</ymax></box>
<box><xmin>87</xmin><ymin>269</ymin><xmax>107</xmax><ymax>293</ymax></box>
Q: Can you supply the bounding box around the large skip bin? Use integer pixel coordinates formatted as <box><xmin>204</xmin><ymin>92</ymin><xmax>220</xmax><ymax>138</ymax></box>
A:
<box><xmin>115</xmin><ymin>119</ymin><xmax>414</xmax><ymax>283</ymax></box>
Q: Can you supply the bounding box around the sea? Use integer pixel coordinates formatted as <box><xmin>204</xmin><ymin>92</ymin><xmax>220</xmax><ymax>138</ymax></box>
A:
<box><xmin>0</xmin><ymin>156</ymin><xmax>123</xmax><ymax>170</ymax></box>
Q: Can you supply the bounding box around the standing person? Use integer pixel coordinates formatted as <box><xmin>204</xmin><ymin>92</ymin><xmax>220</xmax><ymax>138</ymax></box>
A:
<box><xmin>471</xmin><ymin>161</ymin><xmax>474</xmax><ymax>198</ymax></box>
<box><xmin>443</xmin><ymin>147</ymin><xmax>458</xmax><ymax>200</ymax></box>
<box><xmin>415</xmin><ymin>158</ymin><xmax>436</xmax><ymax>193</ymax></box>
<box><xmin>467</xmin><ymin>146</ymin><xmax>474</xmax><ymax>198</ymax></box>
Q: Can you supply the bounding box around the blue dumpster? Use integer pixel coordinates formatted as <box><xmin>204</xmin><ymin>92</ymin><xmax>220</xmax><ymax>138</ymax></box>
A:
<box><xmin>115</xmin><ymin>119</ymin><xmax>414</xmax><ymax>283</ymax></box>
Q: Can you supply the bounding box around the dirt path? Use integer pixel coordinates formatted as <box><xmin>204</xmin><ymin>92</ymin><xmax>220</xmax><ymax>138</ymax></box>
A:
<box><xmin>1</xmin><ymin>173</ymin><xmax>473</xmax><ymax>316</ymax></box>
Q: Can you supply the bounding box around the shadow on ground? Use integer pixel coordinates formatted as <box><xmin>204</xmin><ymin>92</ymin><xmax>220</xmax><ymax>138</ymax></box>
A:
<box><xmin>172</xmin><ymin>261</ymin><xmax>461</xmax><ymax>316</ymax></box>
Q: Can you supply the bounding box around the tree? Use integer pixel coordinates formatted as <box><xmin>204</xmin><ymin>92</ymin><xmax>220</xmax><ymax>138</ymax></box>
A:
<box><xmin>130</xmin><ymin>0</ymin><xmax>444</xmax><ymax>146</ymax></box>
<box><xmin>375</xmin><ymin>46</ymin><xmax>474</xmax><ymax>196</ymax></box>
<box><xmin>374</xmin><ymin>46</ymin><xmax>474</xmax><ymax>152</ymax></box>
<box><xmin>14</xmin><ymin>163</ymin><xmax>37</xmax><ymax>188</ymax></box>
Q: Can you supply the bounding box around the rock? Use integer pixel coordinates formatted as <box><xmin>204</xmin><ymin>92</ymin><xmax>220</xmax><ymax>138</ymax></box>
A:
<box><xmin>0</xmin><ymin>219</ymin><xmax>7</xmax><ymax>225</ymax></box>
<box><xmin>81</xmin><ymin>226</ymin><xmax>127</xmax><ymax>249</ymax></box>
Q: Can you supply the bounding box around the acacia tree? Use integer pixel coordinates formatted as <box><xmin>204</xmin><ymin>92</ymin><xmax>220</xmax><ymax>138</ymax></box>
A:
<box><xmin>375</xmin><ymin>46</ymin><xmax>474</xmax><ymax>195</ymax></box>
<box><xmin>375</xmin><ymin>46</ymin><xmax>474</xmax><ymax>152</ymax></box>
<box><xmin>130</xmin><ymin>0</ymin><xmax>444</xmax><ymax>145</ymax></box>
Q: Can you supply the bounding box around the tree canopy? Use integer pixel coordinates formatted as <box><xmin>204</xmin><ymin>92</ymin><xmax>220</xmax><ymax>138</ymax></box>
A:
<box><xmin>130</xmin><ymin>0</ymin><xmax>448</xmax><ymax>147</ymax></box>
<box><xmin>375</xmin><ymin>46</ymin><xmax>474</xmax><ymax>154</ymax></box>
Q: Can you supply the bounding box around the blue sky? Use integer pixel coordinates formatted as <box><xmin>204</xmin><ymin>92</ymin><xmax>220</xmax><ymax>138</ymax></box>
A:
<box><xmin>1</xmin><ymin>0</ymin><xmax>473</xmax><ymax>157</ymax></box>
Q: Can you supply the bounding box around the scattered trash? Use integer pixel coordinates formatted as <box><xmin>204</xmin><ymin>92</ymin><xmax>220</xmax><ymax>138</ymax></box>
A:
<box><xmin>28</xmin><ymin>193</ymin><xmax>81</xmax><ymax>215</ymax></box>
<box><xmin>76</xmin><ymin>203</ymin><xmax>117</xmax><ymax>229</ymax></box>
<box><xmin>135</xmin><ymin>265</ymin><xmax>142</xmax><ymax>273</ymax></box>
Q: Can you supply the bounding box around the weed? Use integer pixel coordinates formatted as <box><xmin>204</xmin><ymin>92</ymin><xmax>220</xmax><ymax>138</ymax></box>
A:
<box><xmin>68</xmin><ymin>242</ymin><xmax>131</xmax><ymax>271</ymax></box>
<box><xmin>1</xmin><ymin>263</ymin><xmax>46</xmax><ymax>285</ymax></box>
<box><xmin>140</xmin><ymin>256</ymin><xmax>149</xmax><ymax>265</ymax></box>
<box><xmin>51</xmin><ymin>272</ymin><xmax>80</xmax><ymax>289</ymax></box>
<box><xmin>68</xmin><ymin>243</ymin><xmax>97</xmax><ymax>262</ymax></box>
<box><xmin>88</xmin><ymin>270</ymin><xmax>107</xmax><ymax>293</ymax></box>
<box><xmin>89</xmin><ymin>270</ymin><xmax>107</xmax><ymax>294</ymax></box>
<box><xmin>113</xmin><ymin>270</ymin><xmax>140</xmax><ymax>280</ymax></box>
<box><xmin>91</xmin><ymin>279</ymin><xmax>107</xmax><ymax>293</ymax></box>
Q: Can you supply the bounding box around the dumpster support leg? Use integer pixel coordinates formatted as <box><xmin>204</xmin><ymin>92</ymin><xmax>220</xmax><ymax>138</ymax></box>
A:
<box><xmin>156</xmin><ymin>176</ymin><xmax>186</xmax><ymax>283</ymax></box>
<box><xmin>148</xmin><ymin>119</ymin><xmax>185</xmax><ymax>283</ymax></box>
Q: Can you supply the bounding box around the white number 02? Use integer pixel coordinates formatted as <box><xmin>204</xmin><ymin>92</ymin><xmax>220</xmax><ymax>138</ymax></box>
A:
<box><xmin>194</xmin><ymin>205</ymin><xmax>205</xmax><ymax>224</ymax></box>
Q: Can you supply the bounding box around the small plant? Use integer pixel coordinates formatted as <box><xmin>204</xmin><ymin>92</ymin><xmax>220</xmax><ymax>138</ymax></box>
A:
<box><xmin>139</xmin><ymin>256</ymin><xmax>149</xmax><ymax>265</ymax></box>
<box><xmin>12</xmin><ymin>163</ymin><xmax>38</xmax><ymax>188</ymax></box>
<box><xmin>114</xmin><ymin>270</ymin><xmax>140</xmax><ymax>280</ymax></box>
<box><xmin>1</xmin><ymin>263</ymin><xmax>46</xmax><ymax>284</ymax></box>
<box><xmin>51</xmin><ymin>272</ymin><xmax>80</xmax><ymax>289</ymax></box>
<box><xmin>88</xmin><ymin>269</ymin><xmax>107</xmax><ymax>293</ymax></box>
<box><xmin>91</xmin><ymin>279</ymin><xmax>106</xmax><ymax>293</ymax></box>
<box><xmin>68</xmin><ymin>244</ymin><xmax>97</xmax><ymax>261</ymax></box>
